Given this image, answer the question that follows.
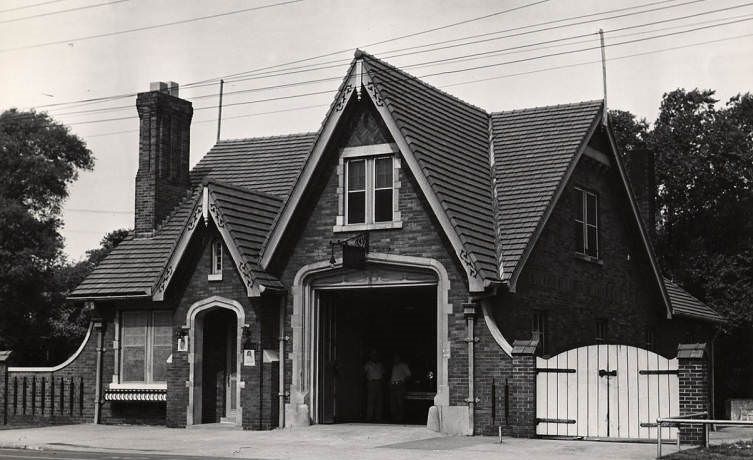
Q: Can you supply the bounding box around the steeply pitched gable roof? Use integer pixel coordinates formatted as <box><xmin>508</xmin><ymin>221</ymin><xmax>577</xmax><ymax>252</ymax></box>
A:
<box><xmin>664</xmin><ymin>277</ymin><xmax>724</xmax><ymax>323</ymax></box>
<box><xmin>491</xmin><ymin>100</ymin><xmax>603</xmax><ymax>284</ymax></box>
<box><xmin>70</xmin><ymin>191</ymin><xmax>200</xmax><ymax>298</ymax></box>
<box><xmin>207</xmin><ymin>182</ymin><xmax>283</xmax><ymax>290</ymax></box>
<box><xmin>69</xmin><ymin>134</ymin><xmax>313</xmax><ymax>299</ymax></box>
<box><xmin>362</xmin><ymin>53</ymin><xmax>499</xmax><ymax>283</ymax></box>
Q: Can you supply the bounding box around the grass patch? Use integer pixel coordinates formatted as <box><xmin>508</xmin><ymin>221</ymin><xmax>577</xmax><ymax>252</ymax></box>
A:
<box><xmin>663</xmin><ymin>440</ymin><xmax>753</xmax><ymax>459</ymax></box>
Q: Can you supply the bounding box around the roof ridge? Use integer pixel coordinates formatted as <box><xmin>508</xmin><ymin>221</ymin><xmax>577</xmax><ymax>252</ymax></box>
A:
<box><xmin>491</xmin><ymin>99</ymin><xmax>603</xmax><ymax>116</ymax></box>
<box><xmin>357</xmin><ymin>49</ymin><xmax>489</xmax><ymax>116</ymax></box>
<box><xmin>215</xmin><ymin>132</ymin><xmax>318</xmax><ymax>144</ymax></box>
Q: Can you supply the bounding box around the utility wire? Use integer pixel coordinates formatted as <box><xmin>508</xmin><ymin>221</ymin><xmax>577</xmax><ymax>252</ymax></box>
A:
<box><xmin>29</xmin><ymin>0</ymin><xmax>551</xmax><ymax>109</ymax></box>
<box><xmin>53</xmin><ymin>15</ymin><xmax>753</xmax><ymax>128</ymax></box>
<box><xmin>0</xmin><ymin>0</ymin><xmax>128</xmax><ymax>24</ymax></box>
<box><xmin>42</xmin><ymin>4</ymin><xmax>753</xmax><ymax>119</ymax></box>
<box><xmin>16</xmin><ymin>0</ymin><xmax>748</xmax><ymax>118</ymax></box>
<box><xmin>0</xmin><ymin>0</ymin><xmax>303</xmax><ymax>53</ymax></box>
<box><xmin>0</xmin><ymin>0</ymin><xmax>68</xmax><ymax>14</ymax></box>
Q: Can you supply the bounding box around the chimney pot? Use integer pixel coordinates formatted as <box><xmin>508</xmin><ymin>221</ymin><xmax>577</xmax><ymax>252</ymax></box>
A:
<box><xmin>167</xmin><ymin>81</ymin><xmax>179</xmax><ymax>97</ymax></box>
<box><xmin>149</xmin><ymin>81</ymin><xmax>168</xmax><ymax>93</ymax></box>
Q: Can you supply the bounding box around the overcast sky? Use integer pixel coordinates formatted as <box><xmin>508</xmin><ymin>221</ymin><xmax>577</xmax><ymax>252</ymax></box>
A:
<box><xmin>1</xmin><ymin>0</ymin><xmax>751</xmax><ymax>260</ymax></box>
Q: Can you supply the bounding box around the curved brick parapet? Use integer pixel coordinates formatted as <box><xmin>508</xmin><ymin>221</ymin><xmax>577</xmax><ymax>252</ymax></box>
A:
<box><xmin>1</xmin><ymin>322</ymin><xmax>102</xmax><ymax>427</ymax></box>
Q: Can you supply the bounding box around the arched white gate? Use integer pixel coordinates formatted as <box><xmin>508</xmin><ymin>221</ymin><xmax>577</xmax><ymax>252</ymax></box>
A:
<box><xmin>535</xmin><ymin>344</ymin><xmax>679</xmax><ymax>441</ymax></box>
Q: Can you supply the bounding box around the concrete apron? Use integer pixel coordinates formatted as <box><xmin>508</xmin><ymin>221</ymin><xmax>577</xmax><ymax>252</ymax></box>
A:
<box><xmin>286</xmin><ymin>403</ymin><xmax>472</xmax><ymax>436</ymax></box>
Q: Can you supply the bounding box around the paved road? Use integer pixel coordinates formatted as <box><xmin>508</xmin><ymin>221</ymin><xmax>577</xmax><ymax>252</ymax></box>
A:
<box><xmin>0</xmin><ymin>448</ymin><xmax>251</xmax><ymax>460</ymax></box>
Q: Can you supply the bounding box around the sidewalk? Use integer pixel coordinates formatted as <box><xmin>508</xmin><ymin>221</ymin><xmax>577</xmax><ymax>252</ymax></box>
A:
<box><xmin>0</xmin><ymin>423</ymin><xmax>671</xmax><ymax>460</ymax></box>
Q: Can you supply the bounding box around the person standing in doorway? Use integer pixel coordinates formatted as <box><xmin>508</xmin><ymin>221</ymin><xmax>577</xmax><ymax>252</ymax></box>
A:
<box><xmin>389</xmin><ymin>353</ymin><xmax>411</xmax><ymax>423</ymax></box>
<box><xmin>363</xmin><ymin>350</ymin><xmax>385</xmax><ymax>422</ymax></box>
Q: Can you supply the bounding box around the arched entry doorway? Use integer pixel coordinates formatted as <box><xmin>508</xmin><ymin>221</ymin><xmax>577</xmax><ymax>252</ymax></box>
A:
<box><xmin>184</xmin><ymin>296</ymin><xmax>247</xmax><ymax>426</ymax></box>
<box><xmin>289</xmin><ymin>254</ymin><xmax>452</xmax><ymax>426</ymax></box>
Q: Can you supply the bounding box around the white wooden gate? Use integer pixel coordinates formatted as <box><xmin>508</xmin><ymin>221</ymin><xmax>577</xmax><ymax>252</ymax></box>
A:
<box><xmin>535</xmin><ymin>344</ymin><xmax>679</xmax><ymax>441</ymax></box>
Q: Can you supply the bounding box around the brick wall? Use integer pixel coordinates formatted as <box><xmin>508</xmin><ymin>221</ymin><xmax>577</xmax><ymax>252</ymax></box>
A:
<box><xmin>507</xmin><ymin>340</ymin><xmax>538</xmax><ymax>438</ymax></box>
<box><xmin>272</xmin><ymin>99</ymin><xmax>474</xmax><ymax>415</ymax></box>
<box><xmin>678</xmin><ymin>343</ymin><xmax>710</xmax><ymax>445</ymax></box>
<box><xmin>2</xmin><ymin>323</ymin><xmax>103</xmax><ymax>427</ymax></box>
<box><xmin>494</xmin><ymin>146</ymin><xmax>713</xmax><ymax>360</ymax></box>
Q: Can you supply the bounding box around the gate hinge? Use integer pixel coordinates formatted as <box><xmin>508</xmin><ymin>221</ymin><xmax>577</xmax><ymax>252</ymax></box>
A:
<box><xmin>278</xmin><ymin>391</ymin><xmax>290</xmax><ymax>398</ymax></box>
<box><xmin>465</xmin><ymin>397</ymin><xmax>480</xmax><ymax>404</ymax></box>
<box><xmin>463</xmin><ymin>337</ymin><xmax>480</xmax><ymax>343</ymax></box>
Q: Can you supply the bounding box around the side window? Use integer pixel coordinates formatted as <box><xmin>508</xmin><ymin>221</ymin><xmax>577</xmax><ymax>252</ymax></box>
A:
<box><xmin>120</xmin><ymin>310</ymin><xmax>172</xmax><ymax>384</ymax></box>
<box><xmin>532</xmin><ymin>310</ymin><xmax>547</xmax><ymax>354</ymax></box>
<box><xmin>210</xmin><ymin>239</ymin><xmax>223</xmax><ymax>278</ymax></box>
<box><xmin>373</xmin><ymin>157</ymin><xmax>393</xmax><ymax>222</ymax></box>
<box><xmin>575</xmin><ymin>187</ymin><xmax>599</xmax><ymax>258</ymax></box>
<box><xmin>346</xmin><ymin>159</ymin><xmax>366</xmax><ymax>224</ymax></box>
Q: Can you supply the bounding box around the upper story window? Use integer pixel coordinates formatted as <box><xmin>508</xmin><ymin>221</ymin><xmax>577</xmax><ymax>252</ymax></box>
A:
<box><xmin>121</xmin><ymin>310</ymin><xmax>171</xmax><ymax>384</ymax></box>
<box><xmin>532</xmin><ymin>310</ymin><xmax>547</xmax><ymax>354</ymax></box>
<box><xmin>335</xmin><ymin>144</ymin><xmax>402</xmax><ymax>232</ymax></box>
<box><xmin>575</xmin><ymin>187</ymin><xmax>599</xmax><ymax>258</ymax></box>
<box><xmin>209</xmin><ymin>239</ymin><xmax>222</xmax><ymax>281</ymax></box>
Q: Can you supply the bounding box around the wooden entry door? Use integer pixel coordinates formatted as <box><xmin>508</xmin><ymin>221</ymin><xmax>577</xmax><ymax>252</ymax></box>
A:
<box><xmin>222</xmin><ymin>321</ymin><xmax>238</xmax><ymax>423</ymax></box>
<box><xmin>535</xmin><ymin>344</ymin><xmax>679</xmax><ymax>441</ymax></box>
<box><xmin>319</xmin><ymin>294</ymin><xmax>337</xmax><ymax>423</ymax></box>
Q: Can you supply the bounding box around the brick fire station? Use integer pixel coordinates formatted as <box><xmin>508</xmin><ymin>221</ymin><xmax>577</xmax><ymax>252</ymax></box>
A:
<box><xmin>0</xmin><ymin>50</ymin><xmax>722</xmax><ymax>443</ymax></box>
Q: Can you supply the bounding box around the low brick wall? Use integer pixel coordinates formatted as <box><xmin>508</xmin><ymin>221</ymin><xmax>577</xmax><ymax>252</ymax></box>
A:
<box><xmin>677</xmin><ymin>343</ymin><xmax>710</xmax><ymax>445</ymax></box>
<box><xmin>1</xmin><ymin>322</ymin><xmax>102</xmax><ymax>427</ymax></box>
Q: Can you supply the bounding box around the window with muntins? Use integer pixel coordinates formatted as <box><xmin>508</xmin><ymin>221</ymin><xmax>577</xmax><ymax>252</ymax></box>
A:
<box><xmin>121</xmin><ymin>311</ymin><xmax>172</xmax><ymax>383</ymax></box>
<box><xmin>575</xmin><ymin>187</ymin><xmax>598</xmax><ymax>258</ymax></box>
<box><xmin>532</xmin><ymin>310</ymin><xmax>547</xmax><ymax>354</ymax></box>
<box><xmin>595</xmin><ymin>319</ymin><xmax>608</xmax><ymax>342</ymax></box>
<box><xmin>345</xmin><ymin>156</ymin><xmax>395</xmax><ymax>225</ymax></box>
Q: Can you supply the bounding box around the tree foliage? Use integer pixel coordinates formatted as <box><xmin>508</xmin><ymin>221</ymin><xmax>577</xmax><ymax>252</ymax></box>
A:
<box><xmin>610</xmin><ymin>89</ymin><xmax>753</xmax><ymax>327</ymax></box>
<box><xmin>0</xmin><ymin>109</ymin><xmax>93</xmax><ymax>362</ymax></box>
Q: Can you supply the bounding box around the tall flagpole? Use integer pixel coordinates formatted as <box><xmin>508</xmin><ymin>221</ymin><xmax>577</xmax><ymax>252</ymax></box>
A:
<box><xmin>216</xmin><ymin>79</ymin><xmax>224</xmax><ymax>142</ymax></box>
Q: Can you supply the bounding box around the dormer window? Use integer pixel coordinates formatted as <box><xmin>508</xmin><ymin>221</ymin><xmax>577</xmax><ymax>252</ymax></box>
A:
<box><xmin>335</xmin><ymin>144</ymin><xmax>402</xmax><ymax>232</ymax></box>
<box><xmin>208</xmin><ymin>239</ymin><xmax>222</xmax><ymax>281</ymax></box>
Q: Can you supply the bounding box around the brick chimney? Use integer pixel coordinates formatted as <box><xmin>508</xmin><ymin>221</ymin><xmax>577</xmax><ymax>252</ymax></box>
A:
<box><xmin>134</xmin><ymin>81</ymin><xmax>193</xmax><ymax>237</ymax></box>
<box><xmin>626</xmin><ymin>149</ymin><xmax>656</xmax><ymax>241</ymax></box>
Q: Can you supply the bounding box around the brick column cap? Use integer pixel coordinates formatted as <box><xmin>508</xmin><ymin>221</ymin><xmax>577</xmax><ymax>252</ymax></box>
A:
<box><xmin>677</xmin><ymin>343</ymin><xmax>707</xmax><ymax>359</ymax></box>
<box><xmin>0</xmin><ymin>350</ymin><xmax>11</xmax><ymax>363</ymax></box>
<box><xmin>512</xmin><ymin>338</ymin><xmax>539</xmax><ymax>356</ymax></box>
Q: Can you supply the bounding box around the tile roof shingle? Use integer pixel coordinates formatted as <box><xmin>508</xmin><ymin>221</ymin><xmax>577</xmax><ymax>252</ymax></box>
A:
<box><xmin>490</xmin><ymin>101</ymin><xmax>603</xmax><ymax>283</ymax></box>
<box><xmin>664</xmin><ymin>278</ymin><xmax>724</xmax><ymax>323</ymax></box>
<box><xmin>362</xmin><ymin>52</ymin><xmax>499</xmax><ymax>282</ymax></box>
<box><xmin>70</xmin><ymin>134</ymin><xmax>314</xmax><ymax>298</ymax></box>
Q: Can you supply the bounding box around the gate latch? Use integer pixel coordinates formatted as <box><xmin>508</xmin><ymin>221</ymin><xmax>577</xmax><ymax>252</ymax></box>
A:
<box><xmin>598</xmin><ymin>369</ymin><xmax>617</xmax><ymax>377</ymax></box>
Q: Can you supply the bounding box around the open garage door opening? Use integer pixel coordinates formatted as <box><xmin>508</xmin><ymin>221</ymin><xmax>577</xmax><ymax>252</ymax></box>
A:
<box><xmin>317</xmin><ymin>286</ymin><xmax>437</xmax><ymax>425</ymax></box>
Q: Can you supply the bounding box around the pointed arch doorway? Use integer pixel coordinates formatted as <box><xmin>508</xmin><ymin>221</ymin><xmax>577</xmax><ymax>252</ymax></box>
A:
<box><xmin>185</xmin><ymin>296</ymin><xmax>247</xmax><ymax>426</ymax></box>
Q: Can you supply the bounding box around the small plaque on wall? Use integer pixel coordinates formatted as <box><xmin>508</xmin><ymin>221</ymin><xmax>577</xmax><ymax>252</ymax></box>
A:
<box><xmin>177</xmin><ymin>336</ymin><xmax>188</xmax><ymax>352</ymax></box>
<box><xmin>243</xmin><ymin>349</ymin><xmax>256</xmax><ymax>367</ymax></box>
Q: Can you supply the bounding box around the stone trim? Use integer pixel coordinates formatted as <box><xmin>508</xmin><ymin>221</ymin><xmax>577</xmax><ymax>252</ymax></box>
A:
<box><xmin>183</xmin><ymin>296</ymin><xmax>248</xmax><ymax>427</ymax></box>
<box><xmin>287</xmin><ymin>253</ymin><xmax>452</xmax><ymax>427</ymax></box>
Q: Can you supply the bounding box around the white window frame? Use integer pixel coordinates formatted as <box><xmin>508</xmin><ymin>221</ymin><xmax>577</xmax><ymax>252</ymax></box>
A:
<box><xmin>117</xmin><ymin>310</ymin><xmax>171</xmax><ymax>386</ymax></box>
<box><xmin>208</xmin><ymin>238</ymin><xmax>223</xmax><ymax>281</ymax></box>
<box><xmin>334</xmin><ymin>143</ymin><xmax>402</xmax><ymax>232</ymax></box>
<box><xmin>575</xmin><ymin>187</ymin><xmax>599</xmax><ymax>259</ymax></box>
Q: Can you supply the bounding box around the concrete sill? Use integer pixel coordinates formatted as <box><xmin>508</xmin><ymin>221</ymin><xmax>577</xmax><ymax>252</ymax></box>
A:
<box><xmin>207</xmin><ymin>273</ymin><xmax>223</xmax><ymax>282</ymax></box>
<box><xmin>574</xmin><ymin>253</ymin><xmax>604</xmax><ymax>266</ymax></box>
<box><xmin>332</xmin><ymin>221</ymin><xmax>403</xmax><ymax>233</ymax></box>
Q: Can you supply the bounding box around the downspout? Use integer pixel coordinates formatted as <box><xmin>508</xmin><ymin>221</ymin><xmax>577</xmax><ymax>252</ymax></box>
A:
<box><xmin>463</xmin><ymin>302</ymin><xmax>478</xmax><ymax>435</ymax></box>
<box><xmin>278</xmin><ymin>295</ymin><xmax>288</xmax><ymax>428</ymax></box>
<box><xmin>93</xmin><ymin>319</ymin><xmax>104</xmax><ymax>424</ymax></box>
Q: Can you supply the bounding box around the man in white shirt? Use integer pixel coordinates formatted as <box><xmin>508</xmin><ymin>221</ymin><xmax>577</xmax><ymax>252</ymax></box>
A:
<box><xmin>363</xmin><ymin>350</ymin><xmax>385</xmax><ymax>422</ymax></box>
<box><xmin>389</xmin><ymin>353</ymin><xmax>411</xmax><ymax>423</ymax></box>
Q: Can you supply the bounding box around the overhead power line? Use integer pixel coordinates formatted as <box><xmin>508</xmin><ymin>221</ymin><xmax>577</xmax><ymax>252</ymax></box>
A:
<box><xmin>0</xmin><ymin>0</ymin><xmax>303</xmax><ymax>53</ymax></box>
<box><xmin>39</xmin><ymin>4</ymin><xmax>753</xmax><ymax>120</ymax></box>
<box><xmin>52</xmin><ymin>14</ymin><xmax>753</xmax><ymax>129</ymax></box>
<box><xmin>29</xmin><ymin>0</ymin><xmax>552</xmax><ymax>110</ymax></box>
<box><xmin>0</xmin><ymin>0</ymin><xmax>68</xmax><ymax>14</ymax></box>
<box><xmin>0</xmin><ymin>0</ymin><xmax>128</xmax><ymax>24</ymax></box>
<box><xmin>77</xmin><ymin>30</ymin><xmax>753</xmax><ymax>141</ymax></box>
